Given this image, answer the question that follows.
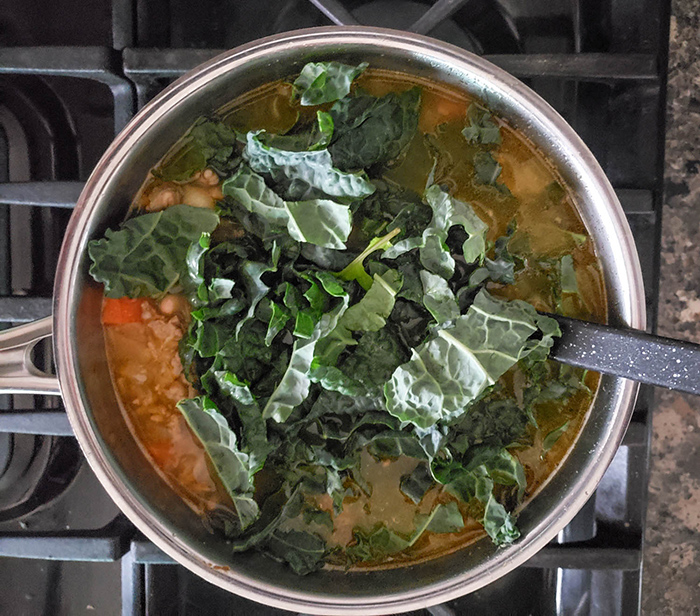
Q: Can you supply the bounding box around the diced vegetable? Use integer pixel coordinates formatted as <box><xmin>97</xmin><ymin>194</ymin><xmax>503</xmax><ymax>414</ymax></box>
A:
<box><xmin>101</xmin><ymin>297</ymin><xmax>145</xmax><ymax>325</ymax></box>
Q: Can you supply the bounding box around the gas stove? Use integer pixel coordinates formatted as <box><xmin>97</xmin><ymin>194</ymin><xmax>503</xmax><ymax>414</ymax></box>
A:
<box><xmin>0</xmin><ymin>1</ymin><xmax>669</xmax><ymax>614</ymax></box>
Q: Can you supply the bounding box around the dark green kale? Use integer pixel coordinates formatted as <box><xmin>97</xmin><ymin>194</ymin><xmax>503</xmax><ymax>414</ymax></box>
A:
<box><xmin>462</xmin><ymin>103</ymin><xmax>503</xmax><ymax>145</ymax></box>
<box><xmin>345</xmin><ymin>523</ymin><xmax>410</xmax><ymax>562</ymax></box>
<box><xmin>243</xmin><ymin>130</ymin><xmax>375</xmax><ymax>201</ymax></box>
<box><xmin>213</xmin><ymin>371</ymin><xmax>271</xmax><ymax>473</ymax></box>
<box><xmin>155</xmin><ymin>118</ymin><xmax>241</xmax><ymax>181</ymax></box>
<box><xmin>400</xmin><ymin>463</ymin><xmax>434</xmax><ymax>504</ymax></box>
<box><xmin>473</xmin><ymin>151</ymin><xmax>510</xmax><ymax>194</ymax></box>
<box><xmin>560</xmin><ymin>254</ymin><xmax>579</xmax><ymax>294</ymax></box>
<box><xmin>351</xmin><ymin>179</ymin><xmax>430</xmax><ymax>242</ymax></box>
<box><xmin>88</xmin><ymin>205</ymin><xmax>219</xmax><ymax>298</ymax></box>
<box><xmin>383</xmin><ymin>185</ymin><xmax>489</xmax><ymax>279</ymax></box>
<box><xmin>293</xmin><ymin>61</ymin><xmax>368</xmax><ymax>106</ymax></box>
<box><xmin>467</xmin><ymin>221</ymin><xmax>523</xmax><ymax>290</ymax></box>
<box><xmin>266</xmin><ymin>529</ymin><xmax>328</xmax><ymax>575</ymax></box>
<box><xmin>542</xmin><ymin>421</ymin><xmax>570</xmax><ymax>453</ymax></box>
<box><xmin>432</xmin><ymin>446</ymin><xmax>525</xmax><ymax>545</ymax></box>
<box><xmin>177</xmin><ymin>397</ymin><xmax>259</xmax><ymax>531</ymax></box>
<box><xmin>384</xmin><ymin>289</ymin><xmax>560</xmax><ymax>429</ymax></box>
<box><xmin>260</xmin><ymin>111</ymin><xmax>334</xmax><ymax>152</ymax></box>
<box><xmin>346</xmin><ymin>502</ymin><xmax>464</xmax><ymax>563</ymax></box>
<box><xmin>339</xmin><ymin>326</ymin><xmax>409</xmax><ymax>395</ymax></box>
<box><xmin>329</xmin><ymin>87</ymin><xmax>422</xmax><ymax>171</ymax></box>
<box><xmin>222</xmin><ymin>164</ymin><xmax>353</xmax><ymax>249</ymax></box>
<box><xmin>449</xmin><ymin>397</ymin><xmax>532</xmax><ymax>454</ymax></box>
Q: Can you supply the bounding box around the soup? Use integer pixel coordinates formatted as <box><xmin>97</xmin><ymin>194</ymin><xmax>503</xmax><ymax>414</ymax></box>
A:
<box><xmin>88</xmin><ymin>61</ymin><xmax>605</xmax><ymax>574</ymax></box>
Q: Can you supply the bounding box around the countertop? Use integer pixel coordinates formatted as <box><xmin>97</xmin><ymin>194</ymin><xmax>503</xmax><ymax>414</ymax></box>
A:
<box><xmin>642</xmin><ymin>1</ymin><xmax>700</xmax><ymax>613</ymax></box>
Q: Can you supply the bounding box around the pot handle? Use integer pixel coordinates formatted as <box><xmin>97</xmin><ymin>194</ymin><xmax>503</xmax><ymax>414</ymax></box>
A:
<box><xmin>0</xmin><ymin>317</ymin><xmax>61</xmax><ymax>396</ymax></box>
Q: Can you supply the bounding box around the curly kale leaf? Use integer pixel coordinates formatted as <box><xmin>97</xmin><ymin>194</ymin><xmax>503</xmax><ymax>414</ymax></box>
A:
<box><xmin>177</xmin><ymin>396</ymin><xmax>259</xmax><ymax>531</ymax></box>
<box><xmin>432</xmin><ymin>446</ymin><xmax>525</xmax><ymax>545</ymax></box>
<box><xmin>156</xmin><ymin>118</ymin><xmax>240</xmax><ymax>181</ymax></box>
<box><xmin>329</xmin><ymin>88</ymin><xmax>421</xmax><ymax>171</ymax></box>
<box><xmin>243</xmin><ymin>130</ymin><xmax>375</xmax><ymax>200</ymax></box>
<box><xmin>222</xmin><ymin>164</ymin><xmax>352</xmax><ymax>249</ymax></box>
<box><xmin>383</xmin><ymin>185</ymin><xmax>488</xmax><ymax>280</ymax></box>
<box><xmin>88</xmin><ymin>204</ymin><xmax>219</xmax><ymax>298</ymax></box>
<box><xmin>384</xmin><ymin>290</ymin><xmax>561</xmax><ymax>428</ymax></box>
<box><xmin>294</xmin><ymin>61</ymin><xmax>368</xmax><ymax>106</ymax></box>
<box><xmin>462</xmin><ymin>103</ymin><xmax>502</xmax><ymax>145</ymax></box>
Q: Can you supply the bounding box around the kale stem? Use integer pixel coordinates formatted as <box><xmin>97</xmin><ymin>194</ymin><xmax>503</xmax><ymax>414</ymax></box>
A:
<box><xmin>336</xmin><ymin>227</ymin><xmax>401</xmax><ymax>290</ymax></box>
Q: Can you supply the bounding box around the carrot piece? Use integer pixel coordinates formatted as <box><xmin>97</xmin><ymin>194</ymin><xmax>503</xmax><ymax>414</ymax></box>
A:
<box><xmin>102</xmin><ymin>297</ymin><xmax>145</xmax><ymax>325</ymax></box>
<box><xmin>147</xmin><ymin>441</ymin><xmax>172</xmax><ymax>467</ymax></box>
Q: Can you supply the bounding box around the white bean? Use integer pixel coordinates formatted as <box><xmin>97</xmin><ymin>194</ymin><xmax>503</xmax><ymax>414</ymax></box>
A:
<box><xmin>182</xmin><ymin>184</ymin><xmax>215</xmax><ymax>209</ymax></box>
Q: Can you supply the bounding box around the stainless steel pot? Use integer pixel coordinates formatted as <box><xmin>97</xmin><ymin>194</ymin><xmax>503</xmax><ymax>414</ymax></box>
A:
<box><xmin>0</xmin><ymin>27</ymin><xmax>645</xmax><ymax>614</ymax></box>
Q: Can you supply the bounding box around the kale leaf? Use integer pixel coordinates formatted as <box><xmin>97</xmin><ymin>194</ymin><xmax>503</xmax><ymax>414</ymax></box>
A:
<box><xmin>339</xmin><ymin>326</ymin><xmax>409</xmax><ymax>395</ymax></box>
<box><xmin>450</xmin><ymin>397</ymin><xmax>531</xmax><ymax>454</ymax></box>
<box><xmin>346</xmin><ymin>502</ymin><xmax>464</xmax><ymax>563</ymax></box>
<box><xmin>383</xmin><ymin>185</ymin><xmax>488</xmax><ymax>280</ymax></box>
<box><xmin>467</xmin><ymin>221</ymin><xmax>521</xmax><ymax>289</ymax></box>
<box><xmin>263</xmin><ymin>286</ymin><xmax>350</xmax><ymax>423</ymax></box>
<box><xmin>213</xmin><ymin>371</ymin><xmax>270</xmax><ymax>473</ymax></box>
<box><xmin>432</xmin><ymin>446</ymin><xmax>525</xmax><ymax>545</ymax></box>
<box><xmin>414</xmin><ymin>501</ymin><xmax>464</xmax><ymax>535</ymax></box>
<box><xmin>400</xmin><ymin>463</ymin><xmax>434</xmax><ymax>504</ymax></box>
<box><xmin>177</xmin><ymin>397</ymin><xmax>259</xmax><ymax>531</ymax></box>
<box><xmin>346</xmin><ymin>523</ymin><xmax>410</xmax><ymax>562</ymax></box>
<box><xmin>266</xmin><ymin>529</ymin><xmax>327</xmax><ymax>575</ymax></box>
<box><xmin>560</xmin><ymin>255</ymin><xmax>579</xmax><ymax>294</ymax></box>
<box><xmin>329</xmin><ymin>88</ymin><xmax>421</xmax><ymax>171</ymax></box>
<box><xmin>420</xmin><ymin>270</ymin><xmax>459</xmax><ymax>324</ymax></box>
<box><xmin>222</xmin><ymin>164</ymin><xmax>352</xmax><ymax>249</ymax></box>
<box><xmin>262</xmin><ymin>338</ymin><xmax>317</xmax><ymax>423</ymax></box>
<box><xmin>88</xmin><ymin>204</ymin><xmax>219</xmax><ymax>298</ymax></box>
<box><xmin>462</xmin><ymin>103</ymin><xmax>502</xmax><ymax>145</ymax></box>
<box><xmin>473</xmin><ymin>151</ymin><xmax>510</xmax><ymax>194</ymax></box>
<box><xmin>294</xmin><ymin>61</ymin><xmax>368</xmax><ymax>106</ymax></box>
<box><xmin>339</xmin><ymin>269</ymin><xmax>403</xmax><ymax>331</ymax></box>
<box><xmin>244</xmin><ymin>131</ymin><xmax>375</xmax><ymax>200</ymax></box>
<box><xmin>384</xmin><ymin>290</ymin><xmax>561</xmax><ymax>428</ymax></box>
<box><xmin>155</xmin><ymin>118</ymin><xmax>240</xmax><ymax>181</ymax></box>
<box><xmin>260</xmin><ymin>111</ymin><xmax>334</xmax><ymax>152</ymax></box>
<box><xmin>542</xmin><ymin>421</ymin><xmax>570</xmax><ymax>453</ymax></box>
<box><xmin>422</xmin><ymin>185</ymin><xmax>489</xmax><ymax>270</ymax></box>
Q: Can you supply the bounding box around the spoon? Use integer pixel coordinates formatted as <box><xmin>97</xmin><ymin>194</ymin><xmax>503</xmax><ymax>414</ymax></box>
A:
<box><xmin>549</xmin><ymin>315</ymin><xmax>700</xmax><ymax>395</ymax></box>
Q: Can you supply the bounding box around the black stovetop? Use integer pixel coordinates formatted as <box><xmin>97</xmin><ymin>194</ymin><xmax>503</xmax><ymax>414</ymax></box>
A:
<box><xmin>0</xmin><ymin>0</ymin><xmax>670</xmax><ymax>614</ymax></box>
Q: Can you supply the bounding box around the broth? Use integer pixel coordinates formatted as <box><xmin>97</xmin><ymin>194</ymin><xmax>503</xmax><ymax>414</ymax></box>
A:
<box><xmin>99</xmin><ymin>66</ymin><xmax>606</xmax><ymax>571</ymax></box>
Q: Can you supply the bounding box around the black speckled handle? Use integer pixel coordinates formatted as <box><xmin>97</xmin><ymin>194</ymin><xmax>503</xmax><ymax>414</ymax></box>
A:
<box><xmin>550</xmin><ymin>316</ymin><xmax>700</xmax><ymax>396</ymax></box>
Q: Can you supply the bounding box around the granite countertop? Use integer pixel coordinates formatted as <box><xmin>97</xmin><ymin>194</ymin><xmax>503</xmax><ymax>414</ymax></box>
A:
<box><xmin>642</xmin><ymin>1</ymin><xmax>700</xmax><ymax>612</ymax></box>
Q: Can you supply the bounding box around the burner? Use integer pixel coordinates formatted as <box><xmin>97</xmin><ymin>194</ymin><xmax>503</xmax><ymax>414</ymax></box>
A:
<box><xmin>0</xmin><ymin>434</ymin><xmax>11</xmax><ymax>478</ymax></box>
<box><xmin>0</xmin><ymin>434</ymin><xmax>81</xmax><ymax>522</ymax></box>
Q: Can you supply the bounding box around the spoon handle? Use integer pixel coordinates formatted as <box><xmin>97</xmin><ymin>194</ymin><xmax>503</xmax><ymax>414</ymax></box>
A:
<box><xmin>550</xmin><ymin>315</ymin><xmax>700</xmax><ymax>396</ymax></box>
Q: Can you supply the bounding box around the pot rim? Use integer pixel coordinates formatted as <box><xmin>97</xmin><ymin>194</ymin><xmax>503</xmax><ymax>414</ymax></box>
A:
<box><xmin>53</xmin><ymin>26</ymin><xmax>645</xmax><ymax>614</ymax></box>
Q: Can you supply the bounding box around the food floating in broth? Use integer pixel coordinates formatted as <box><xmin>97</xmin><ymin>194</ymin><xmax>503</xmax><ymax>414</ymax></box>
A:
<box><xmin>88</xmin><ymin>61</ymin><xmax>606</xmax><ymax>575</ymax></box>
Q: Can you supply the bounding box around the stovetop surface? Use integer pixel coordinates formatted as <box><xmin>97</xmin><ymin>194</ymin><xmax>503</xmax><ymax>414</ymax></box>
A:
<box><xmin>0</xmin><ymin>0</ymin><xmax>670</xmax><ymax>614</ymax></box>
